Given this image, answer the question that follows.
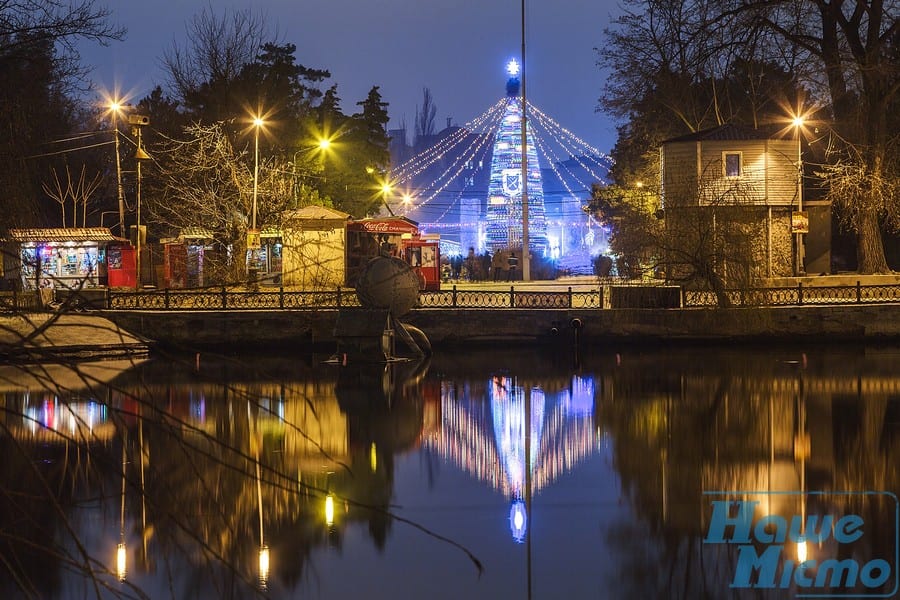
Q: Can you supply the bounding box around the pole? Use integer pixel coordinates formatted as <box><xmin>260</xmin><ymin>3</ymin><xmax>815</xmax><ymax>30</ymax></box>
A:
<box><xmin>253</xmin><ymin>125</ymin><xmax>259</xmax><ymax>231</ymax></box>
<box><xmin>113</xmin><ymin>111</ymin><xmax>125</xmax><ymax>237</ymax></box>
<box><xmin>520</xmin><ymin>0</ymin><xmax>531</xmax><ymax>281</ymax></box>
<box><xmin>135</xmin><ymin>126</ymin><xmax>142</xmax><ymax>289</ymax></box>
<box><xmin>249</xmin><ymin>122</ymin><xmax>260</xmax><ymax>285</ymax></box>
<box><xmin>795</xmin><ymin>132</ymin><xmax>804</xmax><ymax>276</ymax></box>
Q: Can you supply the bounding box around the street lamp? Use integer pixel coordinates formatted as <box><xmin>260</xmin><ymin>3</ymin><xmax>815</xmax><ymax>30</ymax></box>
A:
<box><xmin>109</xmin><ymin>101</ymin><xmax>126</xmax><ymax>237</ymax></box>
<box><xmin>248</xmin><ymin>115</ymin><xmax>264</xmax><ymax>285</ymax></box>
<box><xmin>792</xmin><ymin>115</ymin><xmax>805</xmax><ymax>276</ymax></box>
<box><xmin>252</xmin><ymin>116</ymin><xmax>264</xmax><ymax>232</ymax></box>
<box><xmin>519</xmin><ymin>0</ymin><xmax>531</xmax><ymax>281</ymax></box>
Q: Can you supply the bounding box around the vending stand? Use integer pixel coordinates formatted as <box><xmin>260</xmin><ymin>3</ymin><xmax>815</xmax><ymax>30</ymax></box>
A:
<box><xmin>162</xmin><ymin>228</ymin><xmax>217</xmax><ymax>288</ymax></box>
<box><xmin>345</xmin><ymin>217</ymin><xmax>419</xmax><ymax>287</ymax></box>
<box><xmin>8</xmin><ymin>228</ymin><xmax>126</xmax><ymax>290</ymax></box>
<box><xmin>402</xmin><ymin>235</ymin><xmax>441</xmax><ymax>291</ymax></box>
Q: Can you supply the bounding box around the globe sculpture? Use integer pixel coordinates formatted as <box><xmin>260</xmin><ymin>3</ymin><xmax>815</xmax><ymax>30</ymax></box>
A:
<box><xmin>354</xmin><ymin>256</ymin><xmax>421</xmax><ymax>317</ymax></box>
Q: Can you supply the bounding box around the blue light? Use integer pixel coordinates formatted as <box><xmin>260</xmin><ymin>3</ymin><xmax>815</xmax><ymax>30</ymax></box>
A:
<box><xmin>506</xmin><ymin>59</ymin><xmax>520</xmax><ymax>77</ymax></box>
<box><xmin>509</xmin><ymin>498</ymin><xmax>527</xmax><ymax>543</ymax></box>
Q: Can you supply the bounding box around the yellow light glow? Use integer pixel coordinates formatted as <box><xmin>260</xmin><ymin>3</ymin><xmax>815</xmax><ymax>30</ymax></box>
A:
<box><xmin>253</xmin><ymin>117</ymin><xmax>264</xmax><ymax>128</ymax></box>
<box><xmin>110</xmin><ymin>102</ymin><xmax>122</xmax><ymax>113</ymax></box>
<box><xmin>792</xmin><ymin>116</ymin><xmax>805</xmax><ymax>128</ymax></box>
<box><xmin>381</xmin><ymin>183</ymin><xmax>393</xmax><ymax>195</ymax></box>
<box><xmin>635</xmin><ymin>181</ymin><xmax>644</xmax><ymax>189</ymax></box>
<box><xmin>402</xmin><ymin>194</ymin><xmax>412</xmax><ymax>205</ymax></box>
<box><xmin>325</xmin><ymin>494</ymin><xmax>335</xmax><ymax>526</ymax></box>
<box><xmin>797</xmin><ymin>538</ymin><xmax>808</xmax><ymax>562</ymax></box>
<box><xmin>370</xmin><ymin>443</ymin><xmax>378</xmax><ymax>472</ymax></box>
<box><xmin>258</xmin><ymin>546</ymin><xmax>270</xmax><ymax>588</ymax></box>
<box><xmin>318</xmin><ymin>138</ymin><xmax>331</xmax><ymax>150</ymax></box>
<box><xmin>116</xmin><ymin>543</ymin><xmax>127</xmax><ymax>581</ymax></box>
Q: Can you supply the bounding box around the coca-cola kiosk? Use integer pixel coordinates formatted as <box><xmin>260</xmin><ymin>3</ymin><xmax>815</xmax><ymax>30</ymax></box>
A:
<box><xmin>401</xmin><ymin>235</ymin><xmax>441</xmax><ymax>291</ymax></box>
<box><xmin>345</xmin><ymin>217</ymin><xmax>418</xmax><ymax>287</ymax></box>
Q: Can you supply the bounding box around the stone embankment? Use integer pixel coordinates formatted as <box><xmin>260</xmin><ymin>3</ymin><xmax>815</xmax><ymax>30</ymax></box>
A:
<box><xmin>99</xmin><ymin>303</ymin><xmax>900</xmax><ymax>354</ymax></box>
<box><xmin>6</xmin><ymin>273</ymin><xmax>900</xmax><ymax>358</ymax></box>
<box><xmin>0</xmin><ymin>313</ymin><xmax>151</xmax><ymax>361</ymax></box>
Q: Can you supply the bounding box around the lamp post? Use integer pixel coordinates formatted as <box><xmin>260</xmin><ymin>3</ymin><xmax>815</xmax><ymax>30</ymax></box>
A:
<box><xmin>109</xmin><ymin>102</ymin><xmax>126</xmax><ymax>238</ymax></box>
<box><xmin>519</xmin><ymin>0</ymin><xmax>530</xmax><ymax>281</ymax></box>
<box><xmin>248</xmin><ymin>116</ymin><xmax>264</xmax><ymax>285</ymax></box>
<box><xmin>792</xmin><ymin>115</ymin><xmax>805</xmax><ymax>276</ymax></box>
<box><xmin>130</xmin><ymin>114</ymin><xmax>151</xmax><ymax>289</ymax></box>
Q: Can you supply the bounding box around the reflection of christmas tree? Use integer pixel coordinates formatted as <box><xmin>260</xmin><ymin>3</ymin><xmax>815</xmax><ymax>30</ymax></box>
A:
<box><xmin>424</xmin><ymin>374</ymin><xmax>598</xmax><ymax>542</ymax></box>
<box><xmin>485</xmin><ymin>66</ymin><xmax>547</xmax><ymax>254</ymax></box>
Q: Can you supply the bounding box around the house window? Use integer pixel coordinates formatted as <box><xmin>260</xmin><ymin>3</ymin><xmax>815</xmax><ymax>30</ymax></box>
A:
<box><xmin>724</xmin><ymin>152</ymin><xmax>742</xmax><ymax>177</ymax></box>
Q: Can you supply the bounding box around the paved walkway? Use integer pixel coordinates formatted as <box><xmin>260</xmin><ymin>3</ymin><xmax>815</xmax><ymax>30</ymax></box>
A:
<box><xmin>0</xmin><ymin>313</ymin><xmax>150</xmax><ymax>361</ymax></box>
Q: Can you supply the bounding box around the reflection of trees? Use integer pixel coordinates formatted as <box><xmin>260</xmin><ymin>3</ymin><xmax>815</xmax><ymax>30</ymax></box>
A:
<box><xmin>600</xmin><ymin>347</ymin><xmax>900</xmax><ymax>598</ymax></box>
<box><xmin>0</xmin><ymin>352</ymin><xmax>446</xmax><ymax>597</ymax></box>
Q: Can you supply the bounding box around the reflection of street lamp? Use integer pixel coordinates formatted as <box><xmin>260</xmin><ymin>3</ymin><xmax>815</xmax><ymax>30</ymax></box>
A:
<box><xmin>792</xmin><ymin>115</ymin><xmax>805</xmax><ymax>276</ymax></box>
<box><xmin>324</xmin><ymin>493</ymin><xmax>335</xmax><ymax>527</ymax></box>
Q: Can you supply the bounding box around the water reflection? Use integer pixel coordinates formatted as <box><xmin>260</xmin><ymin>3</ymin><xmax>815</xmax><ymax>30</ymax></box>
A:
<box><xmin>0</xmin><ymin>346</ymin><xmax>897</xmax><ymax>598</ymax></box>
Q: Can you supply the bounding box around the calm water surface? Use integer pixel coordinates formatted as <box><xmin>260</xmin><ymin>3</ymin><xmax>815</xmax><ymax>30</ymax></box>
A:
<box><xmin>1</xmin><ymin>344</ymin><xmax>898</xmax><ymax>599</ymax></box>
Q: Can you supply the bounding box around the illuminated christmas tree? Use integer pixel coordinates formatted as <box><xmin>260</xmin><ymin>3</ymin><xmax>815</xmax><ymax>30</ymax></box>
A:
<box><xmin>485</xmin><ymin>60</ymin><xmax>547</xmax><ymax>254</ymax></box>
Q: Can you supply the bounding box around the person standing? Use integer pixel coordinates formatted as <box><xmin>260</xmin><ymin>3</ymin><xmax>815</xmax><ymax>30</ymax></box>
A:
<box><xmin>507</xmin><ymin>251</ymin><xmax>518</xmax><ymax>281</ymax></box>
<box><xmin>465</xmin><ymin>247</ymin><xmax>477</xmax><ymax>281</ymax></box>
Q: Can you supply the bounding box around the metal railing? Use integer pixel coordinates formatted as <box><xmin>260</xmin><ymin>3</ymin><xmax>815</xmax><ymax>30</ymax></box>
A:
<box><xmin>104</xmin><ymin>285</ymin><xmax>602</xmax><ymax>310</ymax></box>
<box><xmin>682</xmin><ymin>282</ymin><xmax>900</xmax><ymax>307</ymax></box>
<box><xmin>3</xmin><ymin>280</ymin><xmax>896</xmax><ymax>312</ymax></box>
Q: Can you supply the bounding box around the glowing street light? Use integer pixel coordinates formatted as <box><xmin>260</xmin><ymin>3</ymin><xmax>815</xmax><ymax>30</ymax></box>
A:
<box><xmin>251</xmin><ymin>116</ymin><xmax>264</xmax><ymax>232</ymax></box>
<box><xmin>108</xmin><ymin>100</ymin><xmax>126</xmax><ymax>237</ymax></box>
<box><xmin>248</xmin><ymin>115</ymin><xmax>265</xmax><ymax>284</ymax></box>
<box><xmin>792</xmin><ymin>114</ymin><xmax>806</xmax><ymax>276</ymax></box>
<box><xmin>318</xmin><ymin>137</ymin><xmax>331</xmax><ymax>150</ymax></box>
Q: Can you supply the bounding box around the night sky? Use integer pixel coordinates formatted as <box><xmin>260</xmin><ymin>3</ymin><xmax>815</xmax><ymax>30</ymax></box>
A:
<box><xmin>78</xmin><ymin>0</ymin><xmax>622</xmax><ymax>154</ymax></box>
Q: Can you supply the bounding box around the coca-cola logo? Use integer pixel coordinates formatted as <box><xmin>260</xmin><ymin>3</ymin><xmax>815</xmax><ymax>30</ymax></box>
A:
<box><xmin>353</xmin><ymin>221</ymin><xmax>417</xmax><ymax>234</ymax></box>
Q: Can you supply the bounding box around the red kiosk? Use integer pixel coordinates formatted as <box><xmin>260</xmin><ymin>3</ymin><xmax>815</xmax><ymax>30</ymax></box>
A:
<box><xmin>402</xmin><ymin>234</ymin><xmax>441</xmax><ymax>291</ymax></box>
<box><xmin>345</xmin><ymin>217</ymin><xmax>440</xmax><ymax>290</ymax></box>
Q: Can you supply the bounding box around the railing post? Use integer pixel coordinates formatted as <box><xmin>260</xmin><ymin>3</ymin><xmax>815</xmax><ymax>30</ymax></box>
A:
<box><xmin>568</xmin><ymin>286</ymin><xmax>573</xmax><ymax>308</ymax></box>
<box><xmin>221</xmin><ymin>286</ymin><xmax>227</xmax><ymax>309</ymax></box>
<box><xmin>798</xmin><ymin>282</ymin><xmax>803</xmax><ymax>306</ymax></box>
<box><xmin>452</xmin><ymin>285</ymin><xmax>457</xmax><ymax>308</ymax></box>
<box><xmin>165</xmin><ymin>288</ymin><xmax>170</xmax><ymax>309</ymax></box>
<box><xmin>337</xmin><ymin>286</ymin><xmax>342</xmax><ymax>308</ymax></box>
<box><xmin>857</xmin><ymin>280</ymin><xmax>862</xmax><ymax>303</ymax></box>
<box><xmin>279</xmin><ymin>285</ymin><xmax>284</xmax><ymax>309</ymax></box>
<box><xmin>510</xmin><ymin>286</ymin><xmax>515</xmax><ymax>308</ymax></box>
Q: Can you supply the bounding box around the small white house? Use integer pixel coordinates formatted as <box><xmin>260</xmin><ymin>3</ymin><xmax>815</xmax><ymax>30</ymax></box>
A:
<box><xmin>660</xmin><ymin>124</ymin><xmax>830</xmax><ymax>278</ymax></box>
<box><xmin>281</xmin><ymin>206</ymin><xmax>350</xmax><ymax>289</ymax></box>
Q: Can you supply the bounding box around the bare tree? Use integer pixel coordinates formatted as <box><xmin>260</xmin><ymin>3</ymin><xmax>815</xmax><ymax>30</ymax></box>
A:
<box><xmin>148</xmin><ymin>122</ymin><xmax>303</xmax><ymax>283</ymax></box>
<box><xmin>595</xmin><ymin>162</ymin><xmax>767</xmax><ymax>307</ymax></box>
<box><xmin>0</xmin><ymin>0</ymin><xmax>124</xmax><ymax>82</ymax></box>
<box><xmin>42</xmin><ymin>165</ymin><xmax>103</xmax><ymax>227</ymax></box>
<box><xmin>414</xmin><ymin>87</ymin><xmax>437</xmax><ymax>147</ymax></box>
<box><xmin>162</xmin><ymin>6</ymin><xmax>268</xmax><ymax>118</ymax></box>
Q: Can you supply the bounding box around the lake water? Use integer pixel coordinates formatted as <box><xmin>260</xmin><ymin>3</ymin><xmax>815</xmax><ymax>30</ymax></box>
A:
<box><xmin>1</xmin><ymin>344</ymin><xmax>898</xmax><ymax>599</ymax></box>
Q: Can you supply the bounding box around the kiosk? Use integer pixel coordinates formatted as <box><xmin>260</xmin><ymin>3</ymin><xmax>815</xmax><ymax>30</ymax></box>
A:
<box><xmin>345</xmin><ymin>217</ymin><xmax>419</xmax><ymax>287</ymax></box>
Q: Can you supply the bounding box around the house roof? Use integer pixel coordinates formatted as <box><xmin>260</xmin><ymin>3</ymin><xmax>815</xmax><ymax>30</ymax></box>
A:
<box><xmin>179</xmin><ymin>227</ymin><xmax>216</xmax><ymax>240</ymax></box>
<box><xmin>285</xmin><ymin>205</ymin><xmax>350</xmax><ymax>221</ymax></box>
<box><xmin>8</xmin><ymin>227</ymin><xmax>125</xmax><ymax>242</ymax></box>
<box><xmin>662</xmin><ymin>123</ymin><xmax>785</xmax><ymax>144</ymax></box>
